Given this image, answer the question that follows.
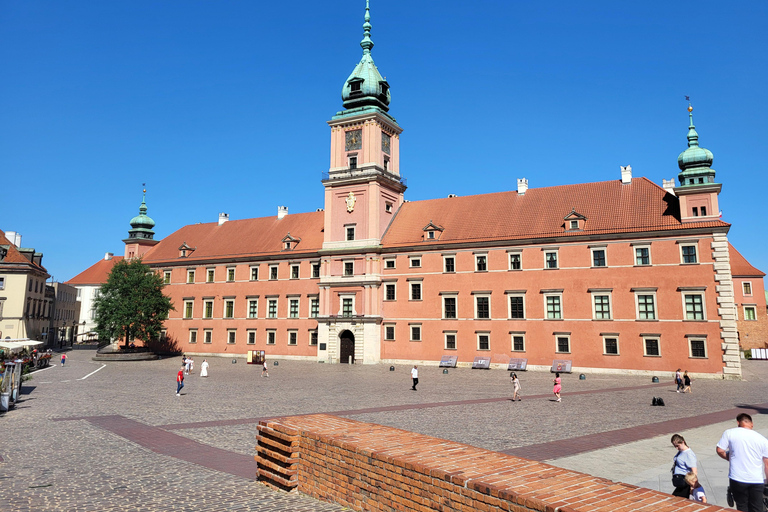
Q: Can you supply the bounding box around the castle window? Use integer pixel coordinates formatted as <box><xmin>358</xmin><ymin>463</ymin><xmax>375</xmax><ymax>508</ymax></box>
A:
<box><xmin>350</xmin><ymin>81</ymin><xmax>361</xmax><ymax>92</ymax></box>
<box><xmin>556</xmin><ymin>335</ymin><xmax>570</xmax><ymax>353</ymax></box>
<box><xmin>643</xmin><ymin>337</ymin><xmax>660</xmax><ymax>356</ymax></box>
<box><xmin>509</xmin><ymin>252</ymin><xmax>522</xmax><ymax>270</ymax></box>
<box><xmin>603</xmin><ymin>336</ymin><xmax>619</xmax><ymax>355</ymax></box>
<box><xmin>445</xmin><ymin>332</ymin><xmax>457</xmax><ymax>350</ymax></box>
<box><xmin>743</xmin><ymin>282</ymin><xmax>752</xmax><ymax>296</ymax></box>
<box><xmin>349</xmin><ymin>155</ymin><xmax>357</xmax><ymax>169</ymax></box>
<box><xmin>346</xmin><ymin>226</ymin><xmax>355</xmax><ymax>241</ymax></box>
<box><xmin>689</xmin><ymin>338</ymin><xmax>706</xmax><ymax>358</ymax></box>
<box><xmin>227</xmin><ymin>268</ymin><xmax>235</xmax><ymax>282</ymax></box>
<box><xmin>163</xmin><ymin>272</ymin><xmax>171</xmax><ymax>284</ymax></box>
<box><xmin>247</xmin><ymin>330</ymin><xmax>256</xmax><ymax>345</ymax></box>
<box><xmin>344</xmin><ymin>261</ymin><xmax>354</xmax><ymax>276</ymax></box>
<box><xmin>591</xmin><ymin>248</ymin><xmax>606</xmax><ymax>267</ymax></box>
<box><xmin>312</xmin><ymin>262</ymin><xmax>321</xmax><ymax>278</ymax></box>
<box><xmin>291</xmin><ymin>265</ymin><xmax>299</xmax><ymax>279</ymax></box>
<box><xmin>477</xmin><ymin>333</ymin><xmax>490</xmax><ymax>351</ymax></box>
<box><xmin>744</xmin><ymin>306</ymin><xmax>757</xmax><ymax>321</ymax></box>
<box><xmin>385</xmin><ymin>283</ymin><xmax>396</xmax><ymax>301</ymax></box>
<box><xmin>384</xmin><ymin>324</ymin><xmax>395</xmax><ymax>341</ymax></box>
<box><xmin>204</xmin><ymin>330</ymin><xmax>212</xmax><ymax>344</ymax></box>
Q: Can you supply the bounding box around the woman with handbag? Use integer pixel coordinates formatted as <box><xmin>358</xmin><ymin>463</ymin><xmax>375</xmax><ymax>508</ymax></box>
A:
<box><xmin>670</xmin><ymin>434</ymin><xmax>697</xmax><ymax>498</ymax></box>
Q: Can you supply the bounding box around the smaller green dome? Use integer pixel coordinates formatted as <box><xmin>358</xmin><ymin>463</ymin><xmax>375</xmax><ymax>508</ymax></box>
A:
<box><xmin>128</xmin><ymin>190</ymin><xmax>156</xmax><ymax>240</ymax></box>
<box><xmin>677</xmin><ymin>105</ymin><xmax>716</xmax><ymax>187</ymax></box>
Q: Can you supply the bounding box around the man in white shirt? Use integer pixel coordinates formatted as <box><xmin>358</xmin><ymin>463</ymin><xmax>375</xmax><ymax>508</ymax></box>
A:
<box><xmin>716</xmin><ymin>413</ymin><xmax>768</xmax><ymax>512</ymax></box>
<box><xmin>411</xmin><ymin>365</ymin><xmax>418</xmax><ymax>391</ymax></box>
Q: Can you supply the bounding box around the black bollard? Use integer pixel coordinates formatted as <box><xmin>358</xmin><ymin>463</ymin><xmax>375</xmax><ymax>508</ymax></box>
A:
<box><xmin>390</xmin><ymin>366</ymin><xmax>395</xmax><ymax>371</ymax></box>
<box><xmin>652</xmin><ymin>376</ymin><xmax>659</xmax><ymax>383</ymax></box>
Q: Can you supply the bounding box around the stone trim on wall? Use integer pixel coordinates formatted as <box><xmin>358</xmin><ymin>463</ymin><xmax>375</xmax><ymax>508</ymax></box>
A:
<box><xmin>712</xmin><ymin>234</ymin><xmax>742</xmax><ymax>379</ymax></box>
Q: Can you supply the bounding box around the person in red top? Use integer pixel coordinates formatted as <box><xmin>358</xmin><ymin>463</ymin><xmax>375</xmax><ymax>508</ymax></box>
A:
<box><xmin>60</xmin><ymin>353</ymin><xmax>67</xmax><ymax>366</ymax></box>
<box><xmin>176</xmin><ymin>364</ymin><xmax>185</xmax><ymax>396</ymax></box>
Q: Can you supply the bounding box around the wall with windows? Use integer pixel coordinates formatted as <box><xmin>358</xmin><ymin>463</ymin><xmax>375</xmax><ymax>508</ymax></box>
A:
<box><xmin>733</xmin><ymin>275</ymin><xmax>768</xmax><ymax>350</ymax></box>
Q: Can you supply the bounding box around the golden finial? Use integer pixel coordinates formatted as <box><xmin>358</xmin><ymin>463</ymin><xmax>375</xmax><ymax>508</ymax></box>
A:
<box><xmin>688</xmin><ymin>105</ymin><xmax>693</xmax><ymax>113</ymax></box>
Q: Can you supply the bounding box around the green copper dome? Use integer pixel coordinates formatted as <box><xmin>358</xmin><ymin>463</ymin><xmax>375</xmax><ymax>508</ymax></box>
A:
<box><xmin>128</xmin><ymin>190</ymin><xmax>156</xmax><ymax>240</ymax></box>
<box><xmin>677</xmin><ymin>106</ymin><xmax>716</xmax><ymax>187</ymax></box>
<box><xmin>341</xmin><ymin>1</ymin><xmax>391</xmax><ymax>112</ymax></box>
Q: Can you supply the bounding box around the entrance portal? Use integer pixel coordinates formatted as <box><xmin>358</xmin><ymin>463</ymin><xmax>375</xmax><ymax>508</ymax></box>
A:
<box><xmin>339</xmin><ymin>330</ymin><xmax>355</xmax><ymax>364</ymax></box>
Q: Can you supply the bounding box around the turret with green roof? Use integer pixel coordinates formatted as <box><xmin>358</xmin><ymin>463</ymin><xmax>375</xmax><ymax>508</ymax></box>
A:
<box><xmin>677</xmin><ymin>105</ymin><xmax>717</xmax><ymax>187</ymax></box>
<box><xmin>127</xmin><ymin>189</ymin><xmax>156</xmax><ymax>240</ymax></box>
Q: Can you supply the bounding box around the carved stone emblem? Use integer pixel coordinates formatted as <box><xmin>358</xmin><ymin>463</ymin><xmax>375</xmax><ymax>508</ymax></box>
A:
<box><xmin>345</xmin><ymin>191</ymin><xmax>356</xmax><ymax>212</ymax></box>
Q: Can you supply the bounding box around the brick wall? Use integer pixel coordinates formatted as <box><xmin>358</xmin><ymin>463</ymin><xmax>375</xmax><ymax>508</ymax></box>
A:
<box><xmin>256</xmin><ymin>414</ymin><xmax>723</xmax><ymax>512</ymax></box>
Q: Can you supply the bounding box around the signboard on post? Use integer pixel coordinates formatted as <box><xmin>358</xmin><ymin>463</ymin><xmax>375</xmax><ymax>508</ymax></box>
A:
<box><xmin>439</xmin><ymin>355</ymin><xmax>458</xmax><ymax>368</ymax></box>
<box><xmin>551</xmin><ymin>359</ymin><xmax>572</xmax><ymax>373</ymax></box>
<box><xmin>472</xmin><ymin>357</ymin><xmax>491</xmax><ymax>369</ymax></box>
<box><xmin>507</xmin><ymin>358</ymin><xmax>528</xmax><ymax>371</ymax></box>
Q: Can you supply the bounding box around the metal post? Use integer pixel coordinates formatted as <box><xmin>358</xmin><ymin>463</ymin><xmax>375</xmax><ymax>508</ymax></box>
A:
<box><xmin>348</xmin><ymin>355</ymin><xmax>352</xmax><ymax>365</ymax></box>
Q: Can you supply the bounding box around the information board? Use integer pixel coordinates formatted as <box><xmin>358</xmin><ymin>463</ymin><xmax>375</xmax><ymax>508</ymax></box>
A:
<box><xmin>550</xmin><ymin>359</ymin><xmax>572</xmax><ymax>373</ymax></box>
<box><xmin>472</xmin><ymin>357</ymin><xmax>491</xmax><ymax>369</ymax></box>
<box><xmin>507</xmin><ymin>358</ymin><xmax>528</xmax><ymax>371</ymax></box>
<box><xmin>439</xmin><ymin>355</ymin><xmax>458</xmax><ymax>368</ymax></box>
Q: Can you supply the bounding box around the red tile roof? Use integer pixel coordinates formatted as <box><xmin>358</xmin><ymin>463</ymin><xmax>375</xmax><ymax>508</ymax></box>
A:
<box><xmin>0</xmin><ymin>229</ymin><xmax>48</xmax><ymax>273</ymax></box>
<box><xmin>382</xmin><ymin>177</ymin><xmax>729</xmax><ymax>247</ymax></box>
<box><xmin>66</xmin><ymin>256</ymin><xmax>124</xmax><ymax>285</ymax></box>
<box><xmin>141</xmin><ymin>211</ymin><xmax>325</xmax><ymax>264</ymax></box>
<box><xmin>729</xmin><ymin>244</ymin><xmax>765</xmax><ymax>277</ymax></box>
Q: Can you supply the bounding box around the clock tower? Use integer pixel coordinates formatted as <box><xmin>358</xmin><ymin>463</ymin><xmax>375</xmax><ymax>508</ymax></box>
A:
<box><xmin>318</xmin><ymin>1</ymin><xmax>405</xmax><ymax>364</ymax></box>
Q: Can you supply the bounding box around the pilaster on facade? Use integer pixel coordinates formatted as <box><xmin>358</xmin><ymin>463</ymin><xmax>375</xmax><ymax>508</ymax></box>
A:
<box><xmin>712</xmin><ymin>234</ymin><xmax>742</xmax><ymax>379</ymax></box>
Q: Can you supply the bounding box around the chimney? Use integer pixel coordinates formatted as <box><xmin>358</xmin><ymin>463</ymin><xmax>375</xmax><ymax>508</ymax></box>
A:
<box><xmin>662</xmin><ymin>179</ymin><xmax>676</xmax><ymax>196</ymax></box>
<box><xmin>5</xmin><ymin>231</ymin><xmax>20</xmax><ymax>247</ymax></box>
<box><xmin>277</xmin><ymin>206</ymin><xmax>288</xmax><ymax>219</ymax></box>
<box><xmin>104</xmin><ymin>252</ymin><xmax>113</xmax><ymax>261</ymax></box>
<box><xmin>620</xmin><ymin>165</ymin><xmax>632</xmax><ymax>184</ymax></box>
<box><xmin>517</xmin><ymin>178</ymin><xmax>528</xmax><ymax>195</ymax></box>
<box><xmin>218</xmin><ymin>213</ymin><xmax>229</xmax><ymax>226</ymax></box>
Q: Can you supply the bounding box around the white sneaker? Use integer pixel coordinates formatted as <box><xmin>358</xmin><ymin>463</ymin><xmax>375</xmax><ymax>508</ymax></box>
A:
<box><xmin>556</xmin><ymin>398</ymin><xmax>561</xmax><ymax>402</ymax></box>
<box><xmin>176</xmin><ymin>393</ymin><xmax>180</xmax><ymax>396</ymax></box>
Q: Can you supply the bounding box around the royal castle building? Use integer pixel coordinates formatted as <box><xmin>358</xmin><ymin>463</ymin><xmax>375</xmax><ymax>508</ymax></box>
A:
<box><xmin>69</xmin><ymin>3</ymin><xmax>767</xmax><ymax>378</ymax></box>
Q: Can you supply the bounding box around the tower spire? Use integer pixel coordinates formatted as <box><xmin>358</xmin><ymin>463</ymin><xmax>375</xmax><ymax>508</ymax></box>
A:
<box><xmin>677</xmin><ymin>103</ymin><xmax>715</xmax><ymax>187</ymax></box>
<box><xmin>686</xmin><ymin>104</ymin><xmax>700</xmax><ymax>148</ymax></box>
<box><xmin>361</xmin><ymin>0</ymin><xmax>373</xmax><ymax>54</ymax></box>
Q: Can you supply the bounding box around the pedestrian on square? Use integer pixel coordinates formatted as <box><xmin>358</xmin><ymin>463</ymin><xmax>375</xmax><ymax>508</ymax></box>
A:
<box><xmin>510</xmin><ymin>373</ymin><xmax>521</xmax><ymax>401</ymax></box>
<box><xmin>670</xmin><ymin>434</ymin><xmax>697</xmax><ymax>498</ymax></box>
<box><xmin>60</xmin><ymin>353</ymin><xmax>67</xmax><ymax>366</ymax></box>
<box><xmin>683</xmin><ymin>371</ymin><xmax>692</xmax><ymax>393</ymax></box>
<box><xmin>685</xmin><ymin>472</ymin><xmax>707</xmax><ymax>503</ymax></box>
<box><xmin>184</xmin><ymin>356</ymin><xmax>192</xmax><ymax>375</ymax></box>
<box><xmin>675</xmin><ymin>368</ymin><xmax>683</xmax><ymax>392</ymax></box>
<box><xmin>200</xmin><ymin>359</ymin><xmax>209</xmax><ymax>378</ymax></box>
<box><xmin>716</xmin><ymin>413</ymin><xmax>768</xmax><ymax>512</ymax></box>
<box><xmin>176</xmin><ymin>364</ymin><xmax>185</xmax><ymax>396</ymax></box>
<box><xmin>261</xmin><ymin>360</ymin><xmax>269</xmax><ymax>377</ymax></box>
<box><xmin>411</xmin><ymin>365</ymin><xmax>418</xmax><ymax>391</ymax></box>
<box><xmin>552</xmin><ymin>372</ymin><xmax>561</xmax><ymax>402</ymax></box>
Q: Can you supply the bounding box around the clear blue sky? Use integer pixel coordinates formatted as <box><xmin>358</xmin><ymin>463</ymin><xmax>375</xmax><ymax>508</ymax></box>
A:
<box><xmin>2</xmin><ymin>1</ymin><xmax>766</xmax><ymax>282</ymax></box>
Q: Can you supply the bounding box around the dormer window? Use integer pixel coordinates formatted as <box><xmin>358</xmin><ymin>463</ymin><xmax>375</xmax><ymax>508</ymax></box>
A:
<box><xmin>563</xmin><ymin>209</ymin><xmax>586</xmax><ymax>232</ymax></box>
<box><xmin>570</xmin><ymin>220</ymin><xmax>578</xmax><ymax>230</ymax></box>
<box><xmin>178</xmin><ymin>242</ymin><xmax>194</xmax><ymax>258</ymax></box>
<box><xmin>281</xmin><ymin>233</ymin><xmax>300</xmax><ymax>251</ymax></box>
<box><xmin>422</xmin><ymin>220</ymin><xmax>444</xmax><ymax>241</ymax></box>
<box><xmin>350</xmin><ymin>81</ymin><xmax>362</xmax><ymax>93</ymax></box>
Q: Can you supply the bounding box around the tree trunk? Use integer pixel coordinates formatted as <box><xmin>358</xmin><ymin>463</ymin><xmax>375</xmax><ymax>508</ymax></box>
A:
<box><xmin>124</xmin><ymin>326</ymin><xmax>130</xmax><ymax>349</ymax></box>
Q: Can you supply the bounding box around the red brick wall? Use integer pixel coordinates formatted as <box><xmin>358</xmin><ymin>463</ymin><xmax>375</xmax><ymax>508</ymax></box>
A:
<box><xmin>256</xmin><ymin>414</ymin><xmax>723</xmax><ymax>512</ymax></box>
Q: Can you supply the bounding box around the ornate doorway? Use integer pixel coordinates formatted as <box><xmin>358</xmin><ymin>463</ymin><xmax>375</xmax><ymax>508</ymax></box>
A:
<box><xmin>339</xmin><ymin>330</ymin><xmax>355</xmax><ymax>364</ymax></box>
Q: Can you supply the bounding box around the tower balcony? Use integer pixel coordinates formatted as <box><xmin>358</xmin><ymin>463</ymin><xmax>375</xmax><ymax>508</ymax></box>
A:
<box><xmin>322</xmin><ymin>166</ymin><xmax>406</xmax><ymax>188</ymax></box>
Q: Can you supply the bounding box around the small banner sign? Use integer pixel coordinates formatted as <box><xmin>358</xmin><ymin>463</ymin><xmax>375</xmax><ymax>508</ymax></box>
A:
<box><xmin>507</xmin><ymin>358</ymin><xmax>528</xmax><ymax>371</ymax></box>
<box><xmin>551</xmin><ymin>359</ymin><xmax>572</xmax><ymax>373</ymax></box>
<box><xmin>472</xmin><ymin>357</ymin><xmax>491</xmax><ymax>369</ymax></box>
<box><xmin>439</xmin><ymin>355</ymin><xmax>458</xmax><ymax>368</ymax></box>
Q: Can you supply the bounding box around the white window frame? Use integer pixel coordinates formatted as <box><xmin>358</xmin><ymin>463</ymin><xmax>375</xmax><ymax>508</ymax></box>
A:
<box><xmin>384</xmin><ymin>258</ymin><xmax>396</xmax><ymax>269</ymax></box>
<box><xmin>643</xmin><ymin>335</ymin><xmax>661</xmax><ymax>357</ymax></box>
<box><xmin>203</xmin><ymin>300</ymin><xmax>214</xmax><ymax>319</ymax></box>
<box><xmin>205</xmin><ymin>268</ymin><xmax>215</xmax><ymax>283</ymax></box>
<box><xmin>510</xmin><ymin>332</ymin><xmax>526</xmax><ymax>352</ymax></box>
<box><xmin>267</xmin><ymin>298</ymin><xmax>278</xmax><ymax>318</ymax></box>
<box><xmin>189</xmin><ymin>329</ymin><xmax>198</xmax><ymax>344</ymax></box>
<box><xmin>743</xmin><ymin>281</ymin><xmax>753</xmax><ymax>296</ymax></box>
<box><xmin>688</xmin><ymin>337</ymin><xmax>707</xmax><ymax>358</ymax></box>
<box><xmin>409</xmin><ymin>256</ymin><xmax>422</xmax><ymax>268</ymax></box>
<box><xmin>544</xmin><ymin>292</ymin><xmax>563</xmax><ymax>320</ymax></box>
<box><xmin>590</xmin><ymin>290</ymin><xmax>613</xmax><ymax>320</ymax></box>
<box><xmin>309</xmin><ymin>296</ymin><xmax>319</xmax><ymax>318</ymax></box>
<box><xmin>384</xmin><ymin>323</ymin><xmax>396</xmax><ymax>341</ymax></box>
<box><xmin>475</xmin><ymin>252</ymin><xmax>488</xmax><ymax>272</ymax></box>
<box><xmin>544</xmin><ymin>249</ymin><xmax>559</xmax><ymax>269</ymax></box>
<box><xmin>444</xmin><ymin>331</ymin><xmax>457</xmax><ymax>350</ymax></box>
<box><xmin>248</xmin><ymin>298</ymin><xmax>258</xmax><ymax>319</ymax></box>
<box><xmin>203</xmin><ymin>329</ymin><xmax>212</xmax><ymax>344</ymax></box>
<box><xmin>343</xmin><ymin>260</ymin><xmax>354</xmax><ymax>277</ymax></box>
<box><xmin>345</xmin><ymin>224</ymin><xmax>356</xmax><ymax>241</ymax></box>
<box><xmin>163</xmin><ymin>271</ymin><xmax>171</xmax><ymax>284</ymax></box>
<box><xmin>289</xmin><ymin>298</ymin><xmax>300</xmax><ymax>318</ymax></box>
<box><xmin>474</xmin><ymin>293</ymin><xmax>491</xmax><ymax>320</ymax></box>
<box><xmin>442</xmin><ymin>293</ymin><xmax>458</xmax><ymax>319</ymax></box>
<box><xmin>508</xmin><ymin>251</ymin><xmax>522</xmax><ymax>271</ymax></box>
<box><xmin>227</xmin><ymin>329</ymin><xmax>237</xmax><ymax>344</ymax></box>
<box><xmin>681</xmin><ymin>290</ymin><xmax>706</xmax><ymax>321</ymax></box>
<box><xmin>602</xmin><ymin>334</ymin><xmax>619</xmax><ymax>355</ymax></box>
<box><xmin>384</xmin><ymin>282</ymin><xmax>396</xmax><ymax>301</ymax></box>
<box><xmin>743</xmin><ymin>305</ymin><xmax>757</xmax><ymax>321</ymax></box>
<box><xmin>247</xmin><ymin>330</ymin><xmax>256</xmax><ymax>345</ymax></box>
<box><xmin>250</xmin><ymin>266</ymin><xmax>259</xmax><ymax>281</ymax></box>
<box><xmin>226</xmin><ymin>267</ymin><xmax>236</xmax><ymax>282</ymax></box>
<box><xmin>266</xmin><ymin>329</ymin><xmax>276</xmax><ymax>345</ymax></box>
<box><xmin>288</xmin><ymin>330</ymin><xmax>298</xmax><ymax>346</ymax></box>
<box><xmin>633</xmin><ymin>289</ymin><xmax>657</xmax><ymax>320</ymax></box>
<box><xmin>409</xmin><ymin>324</ymin><xmax>421</xmax><ymax>342</ymax></box>
<box><xmin>679</xmin><ymin>243</ymin><xmax>698</xmax><ymax>265</ymax></box>
<box><xmin>290</xmin><ymin>264</ymin><xmax>300</xmax><ymax>279</ymax></box>
<box><xmin>507</xmin><ymin>292</ymin><xmax>526</xmax><ymax>320</ymax></box>
<box><xmin>634</xmin><ymin>244</ymin><xmax>652</xmax><ymax>266</ymax></box>
<box><xmin>555</xmin><ymin>333</ymin><xmax>571</xmax><ymax>354</ymax></box>
<box><xmin>338</xmin><ymin>293</ymin><xmax>356</xmax><ymax>317</ymax></box>
<box><xmin>590</xmin><ymin>247</ymin><xmax>607</xmax><ymax>268</ymax></box>
<box><xmin>224</xmin><ymin>299</ymin><xmax>235</xmax><ymax>319</ymax></box>
<box><xmin>409</xmin><ymin>280</ymin><xmax>423</xmax><ymax>301</ymax></box>
<box><xmin>477</xmin><ymin>332</ymin><xmax>491</xmax><ymax>351</ymax></box>
<box><xmin>443</xmin><ymin>254</ymin><xmax>456</xmax><ymax>273</ymax></box>
<box><xmin>269</xmin><ymin>265</ymin><xmax>278</xmax><ymax>280</ymax></box>
<box><xmin>309</xmin><ymin>330</ymin><xmax>318</xmax><ymax>346</ymax></box>
<box><xmin>187</xmin><ymin>269</ymin><xmax>195</xmax><ymax>283</ymax></box>
<box><xmin>311</xmin><ymin>262</ymin><xmax>321</xmax><ymax>278</ymax></box>
<box><xmin>183</xmin><ymin>300</ymin><xmax>194</xmax><ymax>319</ymax></box>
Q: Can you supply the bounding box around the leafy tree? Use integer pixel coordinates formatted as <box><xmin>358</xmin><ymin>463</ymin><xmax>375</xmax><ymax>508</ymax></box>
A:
<box><xmin>94</xmin><ymin>258</ymin><xmax>174</xmax><ymax>348</ymax></box>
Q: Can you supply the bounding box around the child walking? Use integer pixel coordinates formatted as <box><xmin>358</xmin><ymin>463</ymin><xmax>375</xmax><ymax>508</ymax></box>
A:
<box><xmin>261</xmin><ymin>360</ymin><xmax>269</xmax><ymax>377</ymax></box>
<box><xmin>684</xmin><ymin>472</ymin><xmax>706</xmax><ymax>503</ymax></box>
<box><xmin>553</xmin><ymin>372</ymin><xmax>562</xmax><ymax>402</ymax></box>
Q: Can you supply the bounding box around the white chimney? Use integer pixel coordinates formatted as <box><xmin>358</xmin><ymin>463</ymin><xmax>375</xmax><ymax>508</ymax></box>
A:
<box><xmin>517</xmin><ymin>178</ymin><xmax>528</xmax><ymax>195</ymax></box>
<box><xmin>5</xmin><ymin>231</ymin><xmax>20</xmax><ymax>247</ymax></box>
<box><xmin>218</xmin><ymin>213</ymin><xmax>229</xmax><ymax>226</ymax></box>
<box><xmin>620</xmin><ymin>165</ymin><xmax>632</xmax><ymax>184</ymax></box>
<box><xmin>662</xmin><ymin>179</ymin><xmax>676</xmax><ymax>196</ymax></box>
<box><xmin>277</xmin><ymin>206</ymin><xmax>288</xmax><ymax>219</ymax></box>
<box><xmin>104</xmin><ymin>252</ymin><xmax>113</xmax><ymax>261</ymax></box>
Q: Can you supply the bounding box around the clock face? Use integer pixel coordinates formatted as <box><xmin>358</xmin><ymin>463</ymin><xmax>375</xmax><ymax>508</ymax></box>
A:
<box><xmin>345</xmin><ymin>130</ymin><xmax>362</xmax><ymax>151</ymax></box>
<box><xmin>381</xmin><ymin>132</ymin><xmax>391</xmax><ymax>154</ymax></box>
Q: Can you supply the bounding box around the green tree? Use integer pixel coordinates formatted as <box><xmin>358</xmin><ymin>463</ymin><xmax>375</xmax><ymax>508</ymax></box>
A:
<box><xmin>94</xmin><ymin>258</ymin><xmax>174</xmax><ymax>348</ymax></box>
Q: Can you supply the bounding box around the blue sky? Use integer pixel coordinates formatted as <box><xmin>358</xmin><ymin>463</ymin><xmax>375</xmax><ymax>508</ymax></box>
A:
<box><xmin>2</xmin><ymin>1</ymin><xmax>766</xmax><ymax>281</ymax></box>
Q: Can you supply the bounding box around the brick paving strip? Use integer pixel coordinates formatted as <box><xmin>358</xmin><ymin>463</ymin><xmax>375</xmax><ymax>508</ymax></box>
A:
<box><xmin>53</xmin><ymin>415</ymin><xmax>257</xmax><ymax>480</ymax></box>
<box><xmin>502</xmin><ymin>401</ymin><xmax>768</xmax><ymax>461</ymax></box>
